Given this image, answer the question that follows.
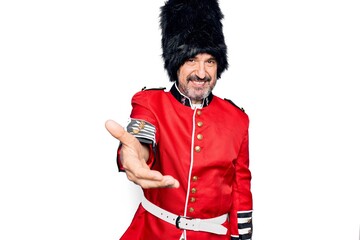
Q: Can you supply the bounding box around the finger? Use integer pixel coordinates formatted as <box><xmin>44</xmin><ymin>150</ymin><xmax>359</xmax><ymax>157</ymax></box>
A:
<box><xmin>135</xmin><ymin>176</ymin><xmax>180</xmax><ymax>189</ymax></box>
<box><xmin>162</xmin><ymin>175</ymin><xmax>180</xmax><ymax>188</ymax></box>
<box><xmin>105</xmin><ymin>119</ymin><xmax>126</xmax><ymax>139</ymax></box>
<box><xmin>105</xmin><ymin>120</ymin><xmax>138</xmax><ymax>146</ymax></box>
<box><xmin>125</xmin><ymin>168</ymin><xmax>179</xmax><ymax>188</ymax></box>
<box><xmin>126</xmin><ymin>167</ymin><xmax>164</xmax><ymax>182</ymax></box>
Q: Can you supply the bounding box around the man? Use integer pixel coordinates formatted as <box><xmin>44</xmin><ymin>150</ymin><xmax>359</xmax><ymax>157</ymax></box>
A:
<box><xmin>105</xmin><ymin>0</ymin><xmax>253</xmax><ymax>239</ymax></box>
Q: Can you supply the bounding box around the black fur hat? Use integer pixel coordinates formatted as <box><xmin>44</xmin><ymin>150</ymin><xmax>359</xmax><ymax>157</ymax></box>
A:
<box><xmin>160</xmin><ymin>0</ymin><xmax>228</xmax><ymax>82</ymax></box>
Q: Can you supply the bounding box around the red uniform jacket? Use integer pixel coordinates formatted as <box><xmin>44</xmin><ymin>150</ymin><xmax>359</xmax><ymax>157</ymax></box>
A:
<box><xmin>117</xmin><ymin>84</ymin><xmax>253</xmax><ymax>240</ymax></box>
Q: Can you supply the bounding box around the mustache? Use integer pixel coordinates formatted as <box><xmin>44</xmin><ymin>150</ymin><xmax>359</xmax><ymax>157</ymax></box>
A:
<box><xmin>186</xmin><ymin>74</ymin><xmax>211</xmax><ymax>82</ymax></box>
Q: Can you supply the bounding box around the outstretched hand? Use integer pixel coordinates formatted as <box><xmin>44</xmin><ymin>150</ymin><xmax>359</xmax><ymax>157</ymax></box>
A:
<box><xmin>105</xmin><ymin>120</ymin><xmax>179</xmax><ymax>189</ymax></box>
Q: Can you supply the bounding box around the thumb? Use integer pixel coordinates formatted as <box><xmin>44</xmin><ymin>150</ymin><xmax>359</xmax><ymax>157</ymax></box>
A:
<box><xmin>105</xmin><ymin>119</ymin><xmax>128</xmax><ymax>142</ymax></box>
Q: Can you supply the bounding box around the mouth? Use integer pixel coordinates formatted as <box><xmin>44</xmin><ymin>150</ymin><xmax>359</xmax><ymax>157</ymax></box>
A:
<box><xmin>190</xmin><ymin>79</ymin><xmax>207</xmax><ymax>84</ymax></box>
<box><xmin>191</xmin><ymin>79</ymin><xmax>207</xmax><ymax>87</ymax></box>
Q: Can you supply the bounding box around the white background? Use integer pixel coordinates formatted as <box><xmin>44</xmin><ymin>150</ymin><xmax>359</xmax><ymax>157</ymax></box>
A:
<box><xmin>1</xmin><ymin>0</ymin><xmax>359</xmax><ymax>239</ymax></box>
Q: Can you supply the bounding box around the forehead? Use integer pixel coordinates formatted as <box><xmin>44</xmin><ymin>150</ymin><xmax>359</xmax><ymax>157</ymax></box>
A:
<box><xmin>191</xmin><ymin>53</ymin><xmax>216</xmax><ymax>60</ymax></box>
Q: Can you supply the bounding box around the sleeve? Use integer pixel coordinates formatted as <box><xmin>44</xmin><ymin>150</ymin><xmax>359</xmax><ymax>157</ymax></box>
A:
<box><xmin>229</xmin><ymin>127</ymin><xmax>253</xmax><ymax>240</ymax></box>
<box><xmin>116</xmin><ymin>91</ymin><xmax>159</xmax><ymax>171</ymax></box>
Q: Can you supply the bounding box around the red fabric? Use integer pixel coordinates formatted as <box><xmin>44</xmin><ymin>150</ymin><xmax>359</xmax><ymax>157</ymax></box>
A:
<box><xmin>118</xmin><ymin>89</ymin><xmax>252</xmax><ymax>239</ymax></box>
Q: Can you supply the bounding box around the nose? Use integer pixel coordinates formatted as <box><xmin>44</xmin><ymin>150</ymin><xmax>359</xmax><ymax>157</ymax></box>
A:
<box><xmin>195</xmin><ymin>62</ymin><xmax>206</xmax><ymax>79</ymax></box>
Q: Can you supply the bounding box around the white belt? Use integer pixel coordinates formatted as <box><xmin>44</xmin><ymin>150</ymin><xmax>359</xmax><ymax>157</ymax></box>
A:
<box><xmin>141</xmin><ymin>196</ymin><xmax>228</xmax><ymax>235</ymax></box>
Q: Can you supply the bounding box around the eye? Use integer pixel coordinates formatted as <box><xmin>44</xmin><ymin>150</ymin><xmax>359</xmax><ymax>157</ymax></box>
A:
<box><xmin>185</xmin><ymin>58</ymin><xmax>196</xmax><ymax>66</ymax></box>
<box><xmin>206</xmin><ymin>59</ymin><xmax>217</xmax><ymax>67</ymax></box>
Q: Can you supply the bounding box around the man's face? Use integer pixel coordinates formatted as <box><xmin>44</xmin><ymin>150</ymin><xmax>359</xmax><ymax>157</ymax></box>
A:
<box><xmin>177</xmin><ymin>53</ymin><xmax>218</xmax><ymax>104</ymax></box>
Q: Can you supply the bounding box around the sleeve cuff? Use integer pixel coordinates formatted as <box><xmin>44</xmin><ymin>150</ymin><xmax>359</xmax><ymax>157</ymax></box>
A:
<box><xmin>117</xmin><ymin>119</ymin><xmax>157</xmax><ymax>172</ymax></box>
<box><xmin>237</xmin><ymin>210</ymin><xmax>253</xmax><ymax>240</ymax></box>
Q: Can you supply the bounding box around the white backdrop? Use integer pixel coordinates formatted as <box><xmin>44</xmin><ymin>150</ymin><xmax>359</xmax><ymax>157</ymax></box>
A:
<box><xmin>1</xmin><ymin>1</ymin><xmax>359</xmax><ymax>239</ymax></box>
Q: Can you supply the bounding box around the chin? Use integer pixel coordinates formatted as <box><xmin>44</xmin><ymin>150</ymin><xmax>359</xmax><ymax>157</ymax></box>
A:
<box><xmin>193</xmin><ymin>91</ymin><xmax>210</xmax><ymax>101</ymax></box>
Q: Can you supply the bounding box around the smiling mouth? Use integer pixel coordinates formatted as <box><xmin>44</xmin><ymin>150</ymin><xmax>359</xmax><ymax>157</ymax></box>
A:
<box><xmin>191</xmin><ymin>79</ymin><xmax>207</xmax><ymax>83</ymax></box>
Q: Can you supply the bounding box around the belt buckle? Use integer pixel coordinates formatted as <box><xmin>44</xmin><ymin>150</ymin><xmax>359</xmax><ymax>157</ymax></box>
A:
<box><xmin>175</xmin><ymin>216</ymin><xmax>192</xmax><ymax>230</ymax></box>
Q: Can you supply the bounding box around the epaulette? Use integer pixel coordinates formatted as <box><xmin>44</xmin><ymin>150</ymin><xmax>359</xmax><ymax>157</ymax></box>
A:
<box><xmin>141</xmin><ymin>86</ymin><xmax>166</xmax><ymax>91</ymax></box>
<box><xmin>224</xmin><ymin>98</ymin><xmax>245</xmax><ymax>112</ymax></box>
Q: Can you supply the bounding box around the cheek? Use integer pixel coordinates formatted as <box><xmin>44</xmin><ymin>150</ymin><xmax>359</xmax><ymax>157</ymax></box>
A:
<box><xmin>179</xmin><ymin>68</ymin><xmax>193</xmax><ymax>80</ymax></box>
<box><xmin>209</xmin><ymin>69</ymin><xmax>217</xmax><ymax>79</ymax></box>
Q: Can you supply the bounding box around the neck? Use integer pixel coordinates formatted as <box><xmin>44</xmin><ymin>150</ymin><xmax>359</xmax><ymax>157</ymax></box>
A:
<box><xmin>170</xmin><ymin>83</ymin><xmax>213</xmax><ymax>108</ymax></box>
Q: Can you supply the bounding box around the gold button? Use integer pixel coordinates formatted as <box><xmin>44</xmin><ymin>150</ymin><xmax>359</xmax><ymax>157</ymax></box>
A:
<box><xmin>197</xmin><ymin>110</ymin><xmax>202</xmax><ymax>116</ymax></box>
<box><xmin>132</xmin><ymin>128</ymin><xmax>139</xmax><ymax>134</ymax></box>
<box><xmin>194</xmin><ymin>146</ymin><xmax>201</xmax><ymax>152</ymax></box>
<box><xmin>197</xmin><ymin>134</ymin><xmax>203</xmax><ymax>140</ymax></box>
<box><xmin>197</xmin><ymin>121</ymin><xmax>203</xmax><ymax>127</ymax></box>
<box><xmin>139</xmin><ymin>121</ymin><xmax>145</xmax><ymax>129</ymax></box>
<box><xmin>190</xmin><ymin>197</ymin><xmax>196</xmax><ymax>202</ymax></box>
<box><xmin>192</xmin><ymin>176</ymin><xmax>198</xmax><ymax>181</ymax></box>
<box><xmin>247</xmin><ymin>218</ymin><xmax>252</xmax><ymax>223</ymax></box>
<box><xmin>189</xmin><ymin>207</ymin><xmax>194</xmax><ymax>212</ymax></box>
<box><xmin>191</xmin><ymin>188</ymin><xmax>197</xmax><ymax>194</ymax></box>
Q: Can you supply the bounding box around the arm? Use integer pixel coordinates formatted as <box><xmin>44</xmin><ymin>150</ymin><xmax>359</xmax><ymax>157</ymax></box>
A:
<box><xmin>230</xmin><ymin>128</ymin><xmax>253</xmax><ymax>240</ymax></box>
<box><xmin>105</xmin><ymin>120</ymin><xmax>179</xmax><ymax>188</ymax></box>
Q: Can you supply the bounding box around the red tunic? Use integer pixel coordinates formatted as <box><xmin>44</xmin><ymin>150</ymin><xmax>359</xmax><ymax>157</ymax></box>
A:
<box><xmin>118</xmin><ymin>85</ymin><xmax>253</xmax><ymax>240</ymax></box>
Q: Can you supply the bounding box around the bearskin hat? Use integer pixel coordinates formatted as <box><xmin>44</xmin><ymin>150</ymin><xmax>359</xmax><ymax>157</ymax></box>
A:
<box><xmin>160</xmin><ymin>0</ymin><xmax>228</xmax><ymax>82</ymax></box>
